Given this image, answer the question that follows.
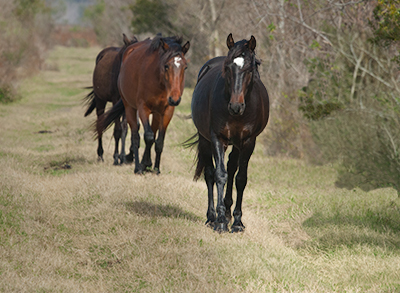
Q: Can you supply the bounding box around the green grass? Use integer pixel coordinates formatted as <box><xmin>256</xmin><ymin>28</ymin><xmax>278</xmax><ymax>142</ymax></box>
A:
<box><xmin>0</xmin><ymin>45</ymin><xmax>399</xmax><ymax>292</ymax></box>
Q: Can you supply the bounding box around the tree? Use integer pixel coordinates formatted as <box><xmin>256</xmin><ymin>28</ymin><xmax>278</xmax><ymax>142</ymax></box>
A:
<box><xmin>129</xmin><ymin>0</ymin><xmax>174</xmax><ymax>35</ymax></box>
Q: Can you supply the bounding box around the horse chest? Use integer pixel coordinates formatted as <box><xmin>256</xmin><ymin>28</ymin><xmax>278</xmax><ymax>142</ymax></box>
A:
<box><xmin>146</xmin><ymin>94</ymin><xmax>169</xmax><ymax>113</ymax></box>
<box><xmin>220</xmin><ymin>122</ymin><xmax>253</xmax><ymax>148</ymax></box>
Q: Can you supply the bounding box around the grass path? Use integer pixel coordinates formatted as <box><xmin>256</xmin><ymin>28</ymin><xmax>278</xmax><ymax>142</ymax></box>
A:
<box><xmin>0</xmin><ymin>46</ymin><xmax>400</xmax><ymax>292</ymax></box>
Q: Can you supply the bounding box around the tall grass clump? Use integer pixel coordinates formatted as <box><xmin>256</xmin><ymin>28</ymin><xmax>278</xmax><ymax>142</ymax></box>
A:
<box><xmin>0</xmin><ymin>0</ymin><xmax>53</xmax><ymax>103</ymax></box>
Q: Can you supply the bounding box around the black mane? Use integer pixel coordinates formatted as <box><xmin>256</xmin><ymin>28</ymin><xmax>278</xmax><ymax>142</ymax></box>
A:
<box><xmin>149</xmin><ymin>34</ymin><xmax>186</xmax><ymax>71</ymax></box>
<box><xmin>223</xmin><ymin>39</ymin><xmax>261</xmax><ymax>79</ymax></box>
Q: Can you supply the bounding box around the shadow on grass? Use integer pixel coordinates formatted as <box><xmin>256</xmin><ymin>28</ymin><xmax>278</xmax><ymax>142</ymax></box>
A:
<box><xmin>302</xmin><ymin>204</ymin><xmax>400</xmax><ymax>253</ymax></box>
<box><xmin>124</xmin><ymin>200</ymin><xmax>202</xmax><ymax>222</ymax></box>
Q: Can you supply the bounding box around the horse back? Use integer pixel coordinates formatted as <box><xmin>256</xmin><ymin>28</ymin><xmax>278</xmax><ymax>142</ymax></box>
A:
<box><xmin>93</xmin><ymin>48</ymin><xmax>121</xmax><ymax>101</ymax></box>
<box><xmin>192</xmin><ymin>57</ymin><xmax>225</xmax><ymax>139</ymax></box>
<box><xmin>197</xmin><ymin>56</ymin><xmax>225</xmax><ymax>82</ymax></box>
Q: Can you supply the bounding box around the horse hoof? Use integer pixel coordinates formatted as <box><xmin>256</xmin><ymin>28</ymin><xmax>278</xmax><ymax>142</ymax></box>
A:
<box><xmin>153</xmin><ymin>168</ymin><xmax>160</xmax><ymax>175</ymax></box>
<box><xmin>231</xmin><ymin>225</ymin><xmax>245</xmax><ymax>233</ymax></box>
<box><xmin>205</xmin><ymin>219</ymin><xmax>215</xmax><ymax>228</ymax></box>
<box><xmin>225</xmin><ymin>212</ymin><xmax>232</xmax><ymax>223</ymax></box>
<box><xmin>214</xmin><ymin>222</ymin><xmax>229</xmax><ymax>233</ymax></box>
<box><xmin>126</xmin><ymin>153</ymin><xmax>134</xmax><ymax>163</ymax></box>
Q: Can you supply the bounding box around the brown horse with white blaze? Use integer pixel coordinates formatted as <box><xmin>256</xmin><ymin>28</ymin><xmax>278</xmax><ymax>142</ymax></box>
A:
<box><xmin>98</xmin><ymin>35</ymin><xmax>190</xmax><ymax>174</ymax></box>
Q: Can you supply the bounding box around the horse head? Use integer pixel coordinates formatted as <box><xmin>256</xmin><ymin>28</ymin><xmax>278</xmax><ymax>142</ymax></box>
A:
<box><xmin>223</xmin><ymin>33</ymin><xmax>257</xmax><ymax>116</ymax></box>
<box><xmin>157</xmin><ymin>37</ymin><xmax>190</xmax><ymax>107</ymax></box>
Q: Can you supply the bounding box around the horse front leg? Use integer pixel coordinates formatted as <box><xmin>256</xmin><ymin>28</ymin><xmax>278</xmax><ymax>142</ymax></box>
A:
<box><xmin>231</xmin><ymin>139</ymin><xmax>255</xmax><ymax>233</ymax></box>
<box><xmin>127</xmin><ymin>113</ymin><xmax>140</xmax><ymax>163</ymax></box>
<box><xmin>211</xmin><ymin>131</ymin><xmax>229</xmax><ymax>233</ymax></box>
<box><xmin>153</xmin><ymin>107</ymin><xmax>174</xmax><ymax>174</ymax></box>
<box><xmin>138</xmin><ymin>107</ymin><xmax>154</xmax><ymax>172</ymax></box>
<box><xmin>224</xmin><ymin>146</ymin><xmax>239</xmax><ymax>223</ymax></box>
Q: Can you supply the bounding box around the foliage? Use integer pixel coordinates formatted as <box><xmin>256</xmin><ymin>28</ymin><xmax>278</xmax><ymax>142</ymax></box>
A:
<box><xmin>0</xmin><ymin>86</ymin><xmax>16</xmax><ymax>104</ymax></box>
<box><xmin>299</xmin><ymin>57</ymin><xmax>346</xmax><ymax>120</ymax></box>
<box><xmin>312</xmin><ymin>106</ymin><xmax>400</xmax><ymax>194</ymax></box>
<box><xmin>129</xmin><ymin>0</ymin><xmax>174</xmax><ymax>35</ymax></box>
<box><xmin>13</xmin><ymin>0</ymin><xmax>49</xmax><ymax>20</ymax></box>
<box><xmin>0</xmin><ymin>1</ymin><xmax>53</xmax><ymax>103</ymax></box>
<box><xmin>370</xmin><ymin>0</ymin><xmax>400</xmax><ymax>46</ymax></box>
<box><xmin>83</xmin><ymin>0</ymin><xmax>107</xmax><ymax>44</ymax></box>
<box><xmin>302</xmin><ymin>24</ymin><xmax>400</xmax><ymax>193</ymax></box>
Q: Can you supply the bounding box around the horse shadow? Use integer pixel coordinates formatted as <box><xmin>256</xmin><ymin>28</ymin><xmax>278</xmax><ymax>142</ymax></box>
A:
<box><xmin>124</xmin><ymin>200</ymin><xmax>201</xmax><ymax>222</ymax></box>
<box><xmin>301</xmin><ymin>202</ymin><xmax>400</xmax><ymax>253</ymax></box>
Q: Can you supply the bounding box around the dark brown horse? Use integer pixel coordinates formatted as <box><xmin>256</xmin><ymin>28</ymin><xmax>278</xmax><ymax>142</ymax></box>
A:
<box><xmin>190</xmin><ymin>34</ymin><xmax>269</xmax><ymax>233</ymax></box>
<box><xmin>98</xmin><ymin>35</ymin><xmax>190</xmax><ymax>173</ymax></box>
<box><xmin>84</xmin><ymin>34</ymin><xmax>138</xmax><ymax>165</ymax></box>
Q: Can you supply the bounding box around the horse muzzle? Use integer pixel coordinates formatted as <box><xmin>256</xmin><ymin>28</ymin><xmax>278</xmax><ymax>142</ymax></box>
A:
<box><xmin>228</xmin><ymin>102</ymin><xmax>245</xmax><ymax>116</ymax></box>
<box><xmin>168</xmin><ymin>96</ymin><xmax>181</xmax><ymax>107</ymax></box>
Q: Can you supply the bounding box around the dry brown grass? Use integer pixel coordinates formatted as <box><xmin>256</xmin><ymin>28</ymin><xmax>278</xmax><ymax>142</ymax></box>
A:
<box><xmin>1</xmin><ymin>46</ymin><xmax>400</xmax><ymax>292</ymax></box>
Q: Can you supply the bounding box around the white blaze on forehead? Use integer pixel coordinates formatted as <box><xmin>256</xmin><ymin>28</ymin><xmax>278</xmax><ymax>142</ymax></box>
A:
<box><xmin>174</xmin><ymin>56</ymin><xmax>182</xmax><ymax>68</ymax></box>
<box><xmin>233</xmin><ymin>57</ymin><xmax>244</xmax><ymax>68</ymax></box>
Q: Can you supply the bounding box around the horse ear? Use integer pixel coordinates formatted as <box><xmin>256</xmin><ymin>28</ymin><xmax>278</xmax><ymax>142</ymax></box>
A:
<box><xmin>226</xmin><ymin>33</ymin><xmax>234</xmax><ymax>50</ymax></box>
<box><xmin>161</xmin><ymin>39</ymin><xmax>169</xmax><ymax>51</ymax></box>
<box><xmin>182</xmin><ymin>41</ymin><xmax>190</xmax><ymax>55</ymax></box>
<box><xmin>123</xmin><ymin>33</ymin><xmax>130</xmax><ymax>46</ymax></box>
<box><xmin>247</xmin><ymin>35</ymin><xmax>256</xmax><ymax>51</ymax></box>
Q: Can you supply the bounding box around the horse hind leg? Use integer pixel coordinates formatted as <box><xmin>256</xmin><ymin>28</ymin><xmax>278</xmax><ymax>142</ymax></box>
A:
<box><xmin>197</xmin><ymin>135</ymin><xmax>217</xmax><ymax>228</ymax></box>
<box><xmin>231</xmin><ymin>140</ymin><xmax>255</xmax><ymax>233</ymax></box>
<box><xmin>95</xmin><ymin>98</ymin><xmax>107</xmax><ymax>162</ymax></box>
<box><xmin>126</xmin><ymin>107</ymin><xmax>141</xmax><ymax>174</ymax></box>
<box><xmin>126</xmin><ymin>114</ymin><xmax>140</xmax><ymax>163</ymax></box>
<box><xmin>113</xmin><ymin>116</ymin><xmax>123</xmax><ymax>165</ymax></box>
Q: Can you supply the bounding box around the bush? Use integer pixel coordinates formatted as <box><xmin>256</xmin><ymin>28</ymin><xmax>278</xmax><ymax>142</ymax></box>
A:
<box><xmin>0</xmin><ymin>0</ymin><xmax>53</xmax><ymax>103</ymax></box>
<box><xmin>312</xmin><ymin>106</ymin><xmax>400</xmax><ymax>194</ymax></box>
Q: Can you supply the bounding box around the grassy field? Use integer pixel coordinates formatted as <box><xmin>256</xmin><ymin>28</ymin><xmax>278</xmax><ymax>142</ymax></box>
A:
<box><xmin>1</xmin><ymin>46</ymin><xmax>400</xmax><ymax>292</ymax></box>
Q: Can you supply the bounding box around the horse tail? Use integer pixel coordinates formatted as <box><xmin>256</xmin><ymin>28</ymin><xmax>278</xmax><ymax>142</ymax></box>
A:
<box><xmin>193</xmin><ymin>150</ymin><xmax>205</xmax><ymax>181</ymax></box>
<box><xmin>83</xmin><ymin>88</ymin><xmax>96</xmax><ymax>117</ymax></box>
<box><xmin>96</xmin><ymin>99</ymin><xmax>125</xmax><ymax>137</ymax></box>
<box><xmin>183</xmin><ymin>132</ymin><xmax>205</xmax><ymax>181</ymax></box>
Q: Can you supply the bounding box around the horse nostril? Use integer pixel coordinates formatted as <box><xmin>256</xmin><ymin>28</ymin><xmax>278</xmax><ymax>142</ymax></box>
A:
<box><xmin>228</xmin><ymin>102</ymin><xmax>245</xmax><ymax>115</ymax></box>
<box><xmin>168</xmin><ymin>96</ymin><xmax>181</xmax><ymax>106</ymax></box>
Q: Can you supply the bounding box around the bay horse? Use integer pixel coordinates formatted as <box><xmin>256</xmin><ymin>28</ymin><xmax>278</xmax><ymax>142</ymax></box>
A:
<box><xmin>190</xmin><ymin>34</ymin><xmax>269</xmax><ymax>233</ymax></box>
<box><xmin>98</xmin><ymin>35</ymin><xmax>190</xmax><ymax>174</ymax></box>
<box><xmin>84</xmin><ymin>33</ymin><xmax>138</xmax><ymax>165</ymax></box>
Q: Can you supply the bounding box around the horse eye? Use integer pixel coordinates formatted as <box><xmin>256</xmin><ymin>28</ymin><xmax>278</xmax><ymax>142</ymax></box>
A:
<box><xmin>185</xmin><ymin>66</ymin><xmax>188</xmax><ymax>70</ymax></box>
<box><xmin>165</xmin><ymin>65</ymin><xmax>169</xmax><ymax>71</ymax></box>
<box><xmin>241</xmin><ymin>52</ymin><xmax>246</xmax><ymax>57</ymax></box>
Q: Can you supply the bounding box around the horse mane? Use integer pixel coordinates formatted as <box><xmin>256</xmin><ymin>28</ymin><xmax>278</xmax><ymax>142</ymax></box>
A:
<box><xmin>222</xmin><ymin>39</ymin><xmax>261</xmax><ymax>79</ymax></box>
<box><xmin>149</xmin><ymin>35</ymin><xmax>185</xmax><ymax>68</ymax></box>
